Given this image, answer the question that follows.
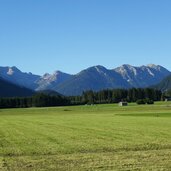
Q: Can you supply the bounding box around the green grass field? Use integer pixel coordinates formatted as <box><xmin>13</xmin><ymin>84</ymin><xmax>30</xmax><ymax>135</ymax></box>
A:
<box><xmin>0</xmin><ymin>102</ymin><xmax>171</xmax><ymax>170</ymax></box>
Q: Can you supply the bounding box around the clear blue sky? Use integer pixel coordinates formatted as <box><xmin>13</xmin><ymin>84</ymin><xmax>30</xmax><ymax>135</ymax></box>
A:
<box><xmin>0</xmin><ymin>0</ymin><xmax>171</xmax><ymax>75</ymax></box>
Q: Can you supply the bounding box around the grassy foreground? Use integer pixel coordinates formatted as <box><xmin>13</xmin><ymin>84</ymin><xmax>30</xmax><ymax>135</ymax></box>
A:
<box><xmin>0</xmin><ymin>102</ymin><xmax>171</xmax><ymax>170</ymax></box>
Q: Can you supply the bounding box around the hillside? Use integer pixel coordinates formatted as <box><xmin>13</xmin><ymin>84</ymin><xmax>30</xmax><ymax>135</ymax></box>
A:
<box><xmin>153</xmin><ymin>75</ymin><xmax>171</xmax><ymax>91</ymax></box>
<box><xmin>0</xmin><ymin>77</ymin><xmax>34</xmax><ymax>97</ymax></box>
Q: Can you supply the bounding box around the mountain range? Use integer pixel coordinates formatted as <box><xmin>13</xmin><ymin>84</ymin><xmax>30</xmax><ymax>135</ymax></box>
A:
<box><xmin>0</xmin><ymin>64</ymin><xmax>170</xmax><ymax>96</ymax></box>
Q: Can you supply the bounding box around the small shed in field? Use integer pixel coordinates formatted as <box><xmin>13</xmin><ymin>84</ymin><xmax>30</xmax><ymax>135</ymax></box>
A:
<box><xmin>165</xmin><ymin>97</ymin><xmax>171</xmax><ymax>101</ymax></box>
<box><xmin>118</xmin><ymin>102</ymin><xmax>128</xmax><ymax>106</ymax></box>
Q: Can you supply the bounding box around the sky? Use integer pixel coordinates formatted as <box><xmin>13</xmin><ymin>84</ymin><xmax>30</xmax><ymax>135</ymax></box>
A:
<box><xmin>0</xmin><ymin>0</ymin><xmax>171</xmax><ymax>75</ymax></box>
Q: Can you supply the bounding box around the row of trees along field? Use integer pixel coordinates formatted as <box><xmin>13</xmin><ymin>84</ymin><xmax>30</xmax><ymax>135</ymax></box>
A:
<box><xmin>70</xmin><ymin>88</ymin><xmax>162</xmax><ymax>105</ymax></box>
<box><xmin>0</xmin><ymin>88</ymin><xmax>163</xmax><ymax>108</ymax></box>
<box><xmin>0</xmin><ymin>93</ymin><xmax>70</xmax><ymax>108</ymax></box>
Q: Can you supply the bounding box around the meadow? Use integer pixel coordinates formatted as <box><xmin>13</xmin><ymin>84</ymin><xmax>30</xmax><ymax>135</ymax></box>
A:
<box><xmin>0</xmin><ymin>102</ymin><xmax>171</xmax><ymax>170</ymax></box>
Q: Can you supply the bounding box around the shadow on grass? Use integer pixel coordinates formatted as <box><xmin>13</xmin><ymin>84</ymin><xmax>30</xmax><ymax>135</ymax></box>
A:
<box><xmin>116</xmin><ymin>113</ymin><xmax>171</xmax><ymax>117</ymax></box>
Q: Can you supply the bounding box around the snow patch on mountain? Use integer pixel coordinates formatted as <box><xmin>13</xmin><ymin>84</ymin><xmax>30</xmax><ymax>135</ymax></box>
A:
<box><xmin>147</xmin><ymin>68</ymin><xmax>154</xmax><ymax>77</ymax></box>
<box><xmin>7</xmin><ymin>68</ymin><xmax>14</xmax><ymax>75</ymax></box>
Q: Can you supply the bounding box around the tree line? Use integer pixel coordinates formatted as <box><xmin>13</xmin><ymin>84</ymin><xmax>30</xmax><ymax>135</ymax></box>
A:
<box><xmin>0</xmin><ymin>93</ymin><xmax>70</xmax><ymax>108</ymax></box>
<box><xmin>69</xmin><ymin>88</ymin><xmax>162</xmax><ymax>105</ymax></box>
<box><xmin>0</xmin><ymin>88</ymin><xmax>164</xmax><ymax>108</ymax></box>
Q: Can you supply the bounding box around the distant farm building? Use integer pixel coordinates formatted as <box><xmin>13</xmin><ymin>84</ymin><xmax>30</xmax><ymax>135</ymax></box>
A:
<box><xmin>165</xmin><ymin>97</ymin><xmax>171</xmax><ymax>101</ymax></box>
<box><xmin>118</xmin><ymin>102</ymin><xmax>128</xmax><ymax>106</ymax></box>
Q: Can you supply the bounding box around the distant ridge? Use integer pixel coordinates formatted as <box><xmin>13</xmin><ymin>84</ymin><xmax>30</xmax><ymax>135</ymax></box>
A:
<box><xmin>37</xmin><ymin>90</ymin><xmax>62</xmax><ymax>96</ymax></box>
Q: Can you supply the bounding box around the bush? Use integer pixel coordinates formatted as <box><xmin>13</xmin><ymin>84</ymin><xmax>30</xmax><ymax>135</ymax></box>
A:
<box><xmin>136</xmin><ymin>99</ymin><xmax>146</xmax><ymax>105</ymax></box>
<box><xmin>146</xmin><ymin>99</ymin><xmax>154</xmax><ymax>104</ymax></box>
<box><xmin>136</xmin><ymin>99</ymin><xmax>154</xmax><ymax>105</ymax></box>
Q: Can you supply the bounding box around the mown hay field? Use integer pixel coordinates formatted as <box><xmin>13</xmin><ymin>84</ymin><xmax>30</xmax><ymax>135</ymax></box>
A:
<box><xmin>0</xmin><ymin>102</ymin><xmax>171</xmax><ymax>170</ymax></box>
